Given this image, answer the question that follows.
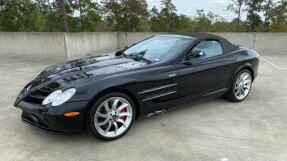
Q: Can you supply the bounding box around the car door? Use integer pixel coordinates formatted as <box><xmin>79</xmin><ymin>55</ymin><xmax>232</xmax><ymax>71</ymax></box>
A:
<box><xmin>125</xmin><ymin>64</ymin><xmax>179</xmax><ymax>116</ymax></box>
<box><xmin>175</xmin><ymin>40</ymin><xmax>237</xmax><ymax>98</ymax></box>
<box><xmin>133</xmin><ymin>65</ymin><xmax>179</xmax><ymax>102</ymax></box>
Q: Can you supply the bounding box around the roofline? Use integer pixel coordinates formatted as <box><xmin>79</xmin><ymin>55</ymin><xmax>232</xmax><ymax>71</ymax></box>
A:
<box><xmin>162</xmin><ymin>32</ymin><xmax>224</xmax><ymax>39</ymax></box>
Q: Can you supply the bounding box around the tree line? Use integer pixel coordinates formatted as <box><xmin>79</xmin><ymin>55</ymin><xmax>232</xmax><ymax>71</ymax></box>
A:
<box><xmin>0</xmin><ymin>0</ymin><xmax>286</xmax><ymax>32</ymax></box>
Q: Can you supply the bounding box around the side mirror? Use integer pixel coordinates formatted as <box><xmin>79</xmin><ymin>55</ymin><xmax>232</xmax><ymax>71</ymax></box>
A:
<box><xmin>115</xmin><ymin>48</ymin><xmax>127</xmax><ymax>56</ymax></box>
<box><xmin>183</xmin><ymin>50</ymin><xmax>204</xmax><ymax>64</ymax></box>
<box><xmin>115</xmin><ymin>50</ymin><xmax>123</xmax><ymax>56</ymax></box>
<box><xmin>191</xmin><ymin>50</ymin><xmax>204</xmax><ymax>57</ymax></box>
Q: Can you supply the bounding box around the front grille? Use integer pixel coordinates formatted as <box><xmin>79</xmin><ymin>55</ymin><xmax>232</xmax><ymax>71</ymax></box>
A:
<box><xmin>24</xmin><ymin>88</ymin><xmax>52</xmax><ymax>105</ymax></box>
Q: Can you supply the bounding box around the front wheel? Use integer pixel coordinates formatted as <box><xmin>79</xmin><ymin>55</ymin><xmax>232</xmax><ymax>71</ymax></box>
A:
<box><xmin>225</xmin><ymin>69</ymin><xmax>252</xmax><ymax>102</ymax></box>
<box><xmin>87</xmin><ymin>92</ymin><xmax>135</xmax><ymax>141</ymax></box>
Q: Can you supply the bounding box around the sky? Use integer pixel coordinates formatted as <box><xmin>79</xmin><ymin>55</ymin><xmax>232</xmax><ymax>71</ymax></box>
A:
<box><xmin>146</xmin><ymin>0</ymin><xmax>244</xmax><ymax>21</ymax></box>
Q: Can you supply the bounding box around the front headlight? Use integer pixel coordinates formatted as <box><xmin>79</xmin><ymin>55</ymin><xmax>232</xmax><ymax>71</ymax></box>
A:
<box><xmin>42</xmin><ymin>88</ymin><xmax>76</xmax><ymax>107</ymax></box>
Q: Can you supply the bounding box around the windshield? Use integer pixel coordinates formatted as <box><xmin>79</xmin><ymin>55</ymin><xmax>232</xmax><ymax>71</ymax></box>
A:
<box><xmin>123</xmin><ymin>35</ymin><xmax>194</xmax><ymax>62</ymax></box>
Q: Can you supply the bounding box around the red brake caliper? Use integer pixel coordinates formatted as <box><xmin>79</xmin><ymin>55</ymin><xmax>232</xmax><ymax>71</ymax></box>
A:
<box><xmin>120</xmin><ymin>108</ymin><xmax>126</xmax><ymax>121</ymax></box>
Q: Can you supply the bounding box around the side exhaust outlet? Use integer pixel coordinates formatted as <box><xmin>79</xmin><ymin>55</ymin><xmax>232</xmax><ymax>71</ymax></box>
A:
<box><xmin>146</xmin><ymin>108</ymin><xmax>168</xmax><ymax>118</ymax></box>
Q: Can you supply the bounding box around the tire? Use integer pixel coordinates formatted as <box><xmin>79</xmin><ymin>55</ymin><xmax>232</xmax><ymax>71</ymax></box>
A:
<box><xmin>87</xmin><ymin>92</ymin><xmax>136</xmax><ymax>141</ymax></box>
<box><xmin>225</xmin><ymin>69</ymin><xmax>253</xmax><ymax>102</ymax></box>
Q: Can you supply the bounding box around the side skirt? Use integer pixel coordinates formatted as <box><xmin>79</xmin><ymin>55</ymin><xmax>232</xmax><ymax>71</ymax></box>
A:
<box><xmin>202</xmin><ymin>88</ymin><xmax>228</xmax><ymax>97</ymax></box>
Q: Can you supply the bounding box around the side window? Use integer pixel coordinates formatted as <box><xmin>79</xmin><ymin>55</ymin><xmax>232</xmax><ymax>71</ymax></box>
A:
<box><xmin>191</xmin><ymin>40</ymin><xmax>223</xmax><ymax>60</ymax></box>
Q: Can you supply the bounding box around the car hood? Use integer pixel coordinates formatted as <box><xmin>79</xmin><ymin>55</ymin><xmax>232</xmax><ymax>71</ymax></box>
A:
<box><xmin>27</xmin><ymin>53</ymin><xmax>147</xmax><ymax>92</ymax></box>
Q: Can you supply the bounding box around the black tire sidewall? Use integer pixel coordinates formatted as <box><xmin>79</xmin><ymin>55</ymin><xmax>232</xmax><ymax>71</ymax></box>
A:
<box><xmin>229</xmin><ymin>69</ymin><xmax>253</xmax><ymax>102</ymax></box>
<box><xmin>87</xmin><ymin>92</ymin><xmax>136</xmax><ymax>141</ymax></box>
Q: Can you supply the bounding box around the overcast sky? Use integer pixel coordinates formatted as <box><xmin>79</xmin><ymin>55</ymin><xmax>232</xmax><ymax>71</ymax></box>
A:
<box><xmin>146</xmin><ymin>0</ymin><xmax>244</xmax><ymax>21</ymax></box>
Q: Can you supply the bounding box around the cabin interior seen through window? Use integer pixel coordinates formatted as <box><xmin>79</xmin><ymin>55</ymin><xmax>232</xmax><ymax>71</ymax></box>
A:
<box><xmin>191</xmin><ymin>40</ymin><xmax>223</xmax><ymax>60</ymax></box>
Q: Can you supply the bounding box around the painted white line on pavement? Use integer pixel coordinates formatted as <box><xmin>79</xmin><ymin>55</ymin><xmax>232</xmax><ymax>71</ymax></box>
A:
<box><xmin>260</xmin><ymin>57</ymin><xmax>283</xmax><ymax>70</ymax></box>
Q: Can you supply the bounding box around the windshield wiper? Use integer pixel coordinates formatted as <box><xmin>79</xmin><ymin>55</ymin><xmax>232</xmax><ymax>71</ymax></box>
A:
<box><xmin>128</xmin><ymin>54</ymin><xmax>152</xmax><ymax>64</ymax></box>
<box><xmin>128</xmin><ymin>50</ymin><xmax>152</xmax><ymax>64</ymax></box>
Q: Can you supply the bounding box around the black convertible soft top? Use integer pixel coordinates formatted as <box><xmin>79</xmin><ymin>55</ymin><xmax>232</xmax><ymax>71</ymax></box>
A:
<box><xmin>167</xmin><ymin>32</ymin><xmax>239</xmax><ymax>54</ymax></box>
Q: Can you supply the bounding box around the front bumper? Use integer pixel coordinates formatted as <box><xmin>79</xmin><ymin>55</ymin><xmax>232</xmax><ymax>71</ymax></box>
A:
<box><xmin>16</xmin><ymin>101</ymin><xmax>89</xmax><ymax>134</ymax></box>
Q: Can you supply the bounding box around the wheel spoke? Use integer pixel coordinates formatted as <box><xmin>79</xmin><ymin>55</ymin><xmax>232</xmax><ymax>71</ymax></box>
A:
<box><xmin>236</xmin><ymin>79</ymin><xmax>240</xmax><ymax>85</ymax></box>
<box><xmin>235</xmin><ymin>89</ymin><xmax>240</xmax><ymax>95</ymax></box>
<box><xmin>119</xmin><ymin>112</ymin><xmax>132</xmax><ymax>117</ymax></box>
<box><xmin>117</xmin><ymin>119</ymin><xmax>126</xmax><ymax>128</ymax></box>
<box><xmin>244</xmin><ymin>85</ymin><xmax>250</xmax><ymax>90</ymax></box>
<box><xmin>112</xmin><ymin>98</ymin><xmax>120</xmax><ymax>111</ymax></box>
<box><xmin>104</xmin><ymin>121</ymin><xmax>112</xmax><ymax>134</ymax></box>
<box><xmin>97</xmin><ymin>118</ymin><xmax>109</xmax><ymax>126</ymax></box>
<box><xmin>97</xmin><ymin>112</ymin><xmax>108</xmax><ymax>118</ymax></box>
<box><xmin>113</xmin><ymin>122</ymin><xmax>118</xmax><ymax>135</ymax></box>
<box><xmin>243</xmin><ymin>74</ymin><xmax>249</xmax><ymax>80</ymax></box>
<box><xmin>243</xmin><ymin>80</ymin><xmax>251</xmax><ymax>84</ymax></box>
<box><xmin>239</xmin><ymin>75</ymin><xmax>244</xmax><ymax>81</ymax></box>
<box><xmin>244</xmin><ymin>89</ymin><xmax>249</xmax><ymax>96</ymax></box>
<box><xmin>104</xmin><ymin>101</ymin><xmax>110</xmax><ymax>113</ymax></box>
<box><xmin>241</xmin><ymin>89</ymin><xmax>245</xmax><ymax>97</ymax></box>
<box><xmin>117</xmin><ymin>103</ymin><xmax>128</xmax><ymax>113</ymax></box>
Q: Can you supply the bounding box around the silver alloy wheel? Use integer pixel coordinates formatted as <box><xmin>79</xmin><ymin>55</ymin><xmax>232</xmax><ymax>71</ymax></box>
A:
<box><xmin>94</xmin><ymin>97</ymin><xmax>133</xmax><ymax>138</ymax></box>
<box><xmin>234</xmin><ymin>72</ymin><xmax>252</xmax><ymax>100</ymax></box>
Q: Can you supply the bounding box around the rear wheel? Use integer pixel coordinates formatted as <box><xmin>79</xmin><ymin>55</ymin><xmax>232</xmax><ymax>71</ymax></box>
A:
<box><xmin>225</xmin><ymin>69</ymin><xmax>252</xmax><ymax>102</ymax></box>
<box><xmin>87</xmin><ymin>92</ymin><xmax>135</xmax><ymax>141</ymax></box>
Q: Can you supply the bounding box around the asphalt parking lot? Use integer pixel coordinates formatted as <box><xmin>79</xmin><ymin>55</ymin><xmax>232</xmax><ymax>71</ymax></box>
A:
<box><xmin>0</xmin><ymin>53</ymin><xmax>286</xmax><ymax>161</ymax></box>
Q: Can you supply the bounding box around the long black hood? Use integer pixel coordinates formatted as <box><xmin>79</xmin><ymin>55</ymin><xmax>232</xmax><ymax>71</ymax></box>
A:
<box><xmin>28</xmin><ymin>53</ymin><xmax>148</xmax><ymax>92</ymax></box>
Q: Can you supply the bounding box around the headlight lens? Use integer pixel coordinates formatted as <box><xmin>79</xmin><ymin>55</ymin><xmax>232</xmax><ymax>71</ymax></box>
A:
<box><xmin>42</xmin><ymin>88</ymin><xmax>76</xmax><ymax>106</ymax></box>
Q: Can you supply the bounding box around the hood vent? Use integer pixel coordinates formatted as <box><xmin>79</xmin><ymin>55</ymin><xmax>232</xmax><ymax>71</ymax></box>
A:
<box><xmin>116</xmin><ymin>62</ymin><xmax>146</xmax><ymax>69</ymax></box>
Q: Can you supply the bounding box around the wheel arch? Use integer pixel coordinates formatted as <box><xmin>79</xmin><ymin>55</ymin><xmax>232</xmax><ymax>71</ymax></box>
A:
<box><xmin>235</xmin><ymin>63</ymin><xmax>255</xmax><ymax>81</ymax></box>
<box><xmin>228</xmin><ymin>63</ymin><xmax>255</xmax><ymax>90</ymax></box>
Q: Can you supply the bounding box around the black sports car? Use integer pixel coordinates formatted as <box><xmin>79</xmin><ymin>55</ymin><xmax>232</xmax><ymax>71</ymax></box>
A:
<box><xmin>14</xmin><ymin>33</ymin><xmax>259</xmax><ymax>141</ymax></box>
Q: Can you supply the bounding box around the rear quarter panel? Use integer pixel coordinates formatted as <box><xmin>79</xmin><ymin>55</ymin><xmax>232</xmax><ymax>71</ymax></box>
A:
<box><xmin>233</xmin><ymin>48</ymin><xmax>259</xmax><ymax>81</ymax></box>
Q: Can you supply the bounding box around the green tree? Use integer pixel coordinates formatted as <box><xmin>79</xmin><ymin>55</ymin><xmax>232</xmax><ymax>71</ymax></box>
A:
<box><xmin>102</xmin><ymin>0</ymin><xmax>148</xmax><ymax>31</ymax></box>
<box><xmin>262</xmin><ymin>0</ymin><xmax>275</xmax><ymax>31</ymax></box>
<box><xmin>0</xmin><ymin>0</ymin><xmax>46</xmax><ymax>31</ymax></box>
<box><xmin>192</xmin><ymin>10</ymin><xmax>212</xmax><ymax>32</ymax></box>
<box><xmin>245</xmin><ymin>0</ymin><xmax>263</xmax><ymax>32</ymax></box>
<box><xmin>268</xmin><ymin>0</ymin><xmax>287</xmax><ymax>32</ymax></box>
<box><xmin>191</xmin><ymin>10</ymin><xmax>228</xmax><ymax>32</ymax></box>
<box><xmin>68</xmin><ymin>0</ymin><xmax>101</xmax><ymax>32</ymax></box>
<box><xmin>33</xmin><ymin>0</ymin><xmax>101</xmax><ymax>32</ymax></box>
<box><xmin>150</xmin><ymin>0</ymin><xmax>188</xmax><ymax>32</ymax></box>
<box><xmin>34</xmin><ymin>0</ymin><xmax>62</xmax><ymax>32</ymax></box>
<box><xmin>150</xmin><ymin>6</ymin><xmax>162</xmax><ymax>31</ymax></box>
<box><xmin>56</xmin><ymin>0</ymin><xmax>69</xmax><ymax>32</ymax></box>
<box><xmin>159</xmin><ymin>0</ymin><xmax>178</xmax><ymax>31</ymax></box>
<box><xmin>176</xmin><ymin>14</ymin><xmax>192</xmax><ymax>31</ymax></box>
<box><xmin>80</xmin><ymin>3</ymin><xmax>101</xmax><ymax>32</ymax></box>
<box><xmin>228</xmin><ymin>18</ymin><xmax>247</xmax><ymax>32</ymax></box>
<box><xmin>227</xmin><ymin>0</ymin><xmax>246</xmax><ymax>31</ymax></box>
